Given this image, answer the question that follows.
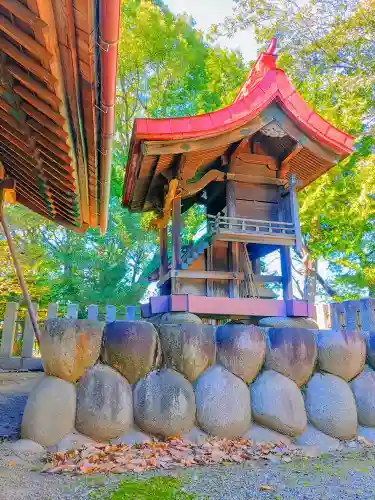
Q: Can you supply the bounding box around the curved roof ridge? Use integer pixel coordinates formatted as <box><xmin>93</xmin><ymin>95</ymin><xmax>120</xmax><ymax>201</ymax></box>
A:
<box><xmin>234</xmin><ymin>38</ymin><xmax>278</xmax><ymax>103</ymax></box>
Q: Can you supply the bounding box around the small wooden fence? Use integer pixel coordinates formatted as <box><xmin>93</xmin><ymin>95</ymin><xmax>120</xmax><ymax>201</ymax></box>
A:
<box><xmin>0</xmin><ymin>302</ymin><xmax>140</xmax><ymax>370</ymax></box>
<box><xmin>316</xmin><ymin>299</ymin><xmax>375</xmax><ymax>332</ymax></box>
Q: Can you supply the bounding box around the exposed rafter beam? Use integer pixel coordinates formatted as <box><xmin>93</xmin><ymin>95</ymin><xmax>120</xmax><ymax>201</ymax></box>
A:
<box><xmin>0</xmin><ymin>0</ymin><xmax>47</xmax><ymax>31</ymax></box>
<box><xmin>0</xmin><ymin>37</ymin><xmax>56</xmax><ymax>87</ymax></box>
<box><xmin>0</xmin><ymin>14</ymin><xmax>51</xmax><ymax>64</ymax></box>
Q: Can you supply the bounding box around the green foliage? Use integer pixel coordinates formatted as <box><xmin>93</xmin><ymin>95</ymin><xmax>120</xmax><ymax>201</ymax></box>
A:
<box><xmin>0</xmin><ymin>0</ymin><xmax>247</xmax><ymax>310</ymax></box>
<box><xmin>90</xmin><ymin>477</ymin><xmax>196</xmax><ymax>500</ymax></box>
<box><xmin>213</xmin><ymin>0</ymin><xmax>375</xmax><ymax>298</ymax></box>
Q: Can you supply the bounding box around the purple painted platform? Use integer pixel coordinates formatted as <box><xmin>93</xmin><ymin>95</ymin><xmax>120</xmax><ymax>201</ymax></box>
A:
<box><xmin>141</xmin><ymin>295</ymin><xmax>315</xmax><ymax>319</ymax></box>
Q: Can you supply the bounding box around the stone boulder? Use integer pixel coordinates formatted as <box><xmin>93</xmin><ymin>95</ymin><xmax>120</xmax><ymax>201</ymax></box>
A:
<box><xmin>56</xmin><ymin>432</ymin><xmax>97</xmax><ymax>452</ymax></box>
<box><xmin>366</xmin><ymin>332</ymin><xmax>375</xmax><ymax>369</ymax></box>
<box><xmin>76</xmin><ymin>364</ymin><xmax>133</xmax><ymax>441</ymax></box>
<box><xmin>111</xmin><ymin>428</ymin><xmax>152</xmax><ymax>446</ymax></box>
<box><xmin>21</xmin><ymin>376</ymin><xmax>76</xmax><ymax>447</ymax></box>
<box><xmin>181</xmin><ymin>427</ymin><xmax>209</xmax><ymax>445</ymax></box>
<box><xmin>243</xmin><ymin>424</ymin><xmax>292</xmax><ymax>445</ymax></box>
<box><xmin>101</xmin><ymin>321</ymin><xmax>161</xmax><ymax>384</ymax></box>
<box><xmin>305</xmin><ymin>373</ymin><xmax>357</xmax><ymax>440</ymax></box>
<box><xmin>152</xmin><ymin>312</ymin><xmax>202</xmax><ymax>327</ymax></box>
<box><xmin>40</xmin><ymin>319</ymin><xmax>104</xmax><ymax>382</ymax></box>
<box><xmin>294</xmin><ymin>425</ymin><xmax>340</xmax><ymax>453</ymax></box>
<box><xmin>158</xmin><ymin>323</ymin><xmax>215</xmax><ymax>382</ymax></box>
<box><xmin>133</xmin><ymin>369</ymin><xmax>195</xmax><ymax>438</ymax></box>
<box><xmin>8</xmin><ymin>439</ymin><xmax>45</xmax><ymax>456</ymax></box>
<box><xmin>251</xmin><ymin>370</ymin><xmax>306</xmax><ymax>437</ymax></box>
<box><xmin>195</xmin><ymin>365</ymin><xmax>251</xmax><ymax>438</ymax></box>
<box><xmin>259</xmin><ymin>317</ymin><xmax>319</xmax><ymax>329</ymax></box>
<box><xmin>264</xmin><ymin>328</ymin><xmax>317</xmax><ymax>386</ymax></box>
<box><xmin>317</xmin><ymin>330</ymin><xmax>366</xmax><ymax>381</ymax></box>
<box><xmin>216</xmin><ymin>324</ymin><xmax>265</xmax><ymax>383</ymax></box>
<box><xmin>351</xmin><ymin>370</ymin><xmax>375</xmax><ymax>427</ymax></box>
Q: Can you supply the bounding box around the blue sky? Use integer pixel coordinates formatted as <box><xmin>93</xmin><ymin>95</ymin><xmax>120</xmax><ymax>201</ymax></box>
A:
<box><xmin>166</xmin><ymin>0</ymin><xmax>259</xmax><ymax>61</ymax></box>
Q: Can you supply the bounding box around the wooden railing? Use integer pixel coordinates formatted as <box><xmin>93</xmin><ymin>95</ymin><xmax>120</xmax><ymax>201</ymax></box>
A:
<box><xmin>207</xmin><ymin>214</ymin><xmax>296</xmax><ymax>239</ymax></box>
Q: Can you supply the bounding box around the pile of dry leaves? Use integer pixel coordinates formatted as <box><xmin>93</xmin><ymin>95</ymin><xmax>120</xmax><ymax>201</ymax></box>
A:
<box><xmin>43</xmin><ymin>438</ymin><xmax>307</xmax><ymax>475</ymax></box>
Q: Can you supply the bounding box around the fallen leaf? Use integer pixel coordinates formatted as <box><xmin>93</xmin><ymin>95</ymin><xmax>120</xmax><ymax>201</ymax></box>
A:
<box><xmin>259</xmin><ymin>484</ymin><xmax>275</xmax><ymax>492</ymax></box>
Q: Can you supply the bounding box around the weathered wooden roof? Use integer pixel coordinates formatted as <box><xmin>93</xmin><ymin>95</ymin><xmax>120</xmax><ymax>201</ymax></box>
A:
<box><xmin>123</xmin><ymin>39</ymin><xmax>354</xmax><ymax>214</ymax></box>
<box><xmin>0</xmin><ymin>0</ymin><xmax>120</xmax><ymax>233</ymax></box>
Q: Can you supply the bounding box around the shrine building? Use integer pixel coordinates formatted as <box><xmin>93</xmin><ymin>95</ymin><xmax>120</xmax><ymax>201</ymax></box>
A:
<box><xmin>122</xmin><ymin>39</ymin><xmax>354</xmax><ymax>322</ymax></box>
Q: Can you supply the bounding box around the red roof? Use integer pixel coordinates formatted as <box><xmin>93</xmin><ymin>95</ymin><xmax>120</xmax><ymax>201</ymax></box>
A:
<box><xmin>123</xmin><ymin>39</ymin><xmax>354</xmax><ymax>207</ymax></box>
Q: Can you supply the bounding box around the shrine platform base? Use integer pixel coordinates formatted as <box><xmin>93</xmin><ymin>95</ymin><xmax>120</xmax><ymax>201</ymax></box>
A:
<box><xmin>141</xmin><ymin>295</ymin><xmax>315</xmax><ymax>320</ymax></box>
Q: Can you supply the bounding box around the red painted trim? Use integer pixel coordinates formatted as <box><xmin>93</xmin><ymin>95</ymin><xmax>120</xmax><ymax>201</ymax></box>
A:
<box><xmin>123</xmin><ymin>40</ymin><xmax>354</xmax><ymax>208</ymax></box>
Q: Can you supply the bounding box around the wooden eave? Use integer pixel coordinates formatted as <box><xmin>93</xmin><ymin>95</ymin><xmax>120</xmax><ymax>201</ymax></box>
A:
<box><xmin>0</xmin><ymin>0</ymin><xmax>120</xmax><ymax>233</ymax></box>
<box><xmin>123</xmin><ymin>39</ymin><xmax>354</xmax><ymax>213</ymax></box>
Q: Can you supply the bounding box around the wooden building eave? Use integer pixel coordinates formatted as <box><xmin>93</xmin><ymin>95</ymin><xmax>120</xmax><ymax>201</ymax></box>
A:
<box><xmin>0</xmin><ymin>0</ymin><xmax>120</xmax><ymax>233</ymax></box>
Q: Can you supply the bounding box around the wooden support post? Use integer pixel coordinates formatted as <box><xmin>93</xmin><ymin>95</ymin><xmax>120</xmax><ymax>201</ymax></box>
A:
<box><xmin>21</xmin><ymin>301</ymin><xmax>38</xmax><ymax>358</ymax></box>
<box><xmin>47</xmin><ymin>302</ymin><xmax>58</xmax><ymax>319</ymax></box>
<box><xmin>280</xmin><ymin>246</ymin><xmax>293</xmax><ymax>302</ymax></box>
<box><xmin>0</xmin><ymin>301</ymin><xmax>18</xmax><ymax>357</ymax></box>
<box><xmin>67</xmin><ymin>303</ymin><xmax>78</xmax><ymax>319</ymax></box>
<box><xmin>87</xmin><ymin>304</ymin><xmax>99</xmax><ymax>320</ymax></box>
<box><xmin>251</xmin><ymin>257</ymin><xmax>261</xmax><ymax>275</ymax></box>
<box><xmin>206</xmin><ymin>245</ymin><xmax>214</xmax><ymax>297</ymax></box>
<box><xmin>159</xmin><ymin>225</ymin><xmax>168</xmax><ymax>277</ymax></box>
<box><xmin>289</xmin><ymin>174</ymin><xmax>302</xmax><ymax>255</ymax></box>
<box><xmin>226</xmin><ymin>178</ymin><xmax>239</xmax><ymax>298</ymax></box>
<box><xmin>171</xmin><ymin>197</ymin><xmax>182</xmax><ymax>294</ymax></box>
<box><xmin>106</xmin><ymin>304</ymin><xmax>116</xmax><ymax>323</ymax></box>
<box><xmin>171</xmin><ymin>197</ymin><xmax>182</xmax><ymax>270</ymax></box>
<box><xmin>126</xmin><ymin>305</ymin><xmax>137</xmax><ymax>321</ymax></box>
<box><xmin>0</xmin><ymin>198</ymin><xmax>41</xmax><ymax>345</ymax></box>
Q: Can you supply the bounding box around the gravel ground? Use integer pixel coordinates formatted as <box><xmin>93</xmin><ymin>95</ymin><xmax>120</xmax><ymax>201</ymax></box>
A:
<box><xmin>0</xmin><ymin>372</ymin><xmax>42</xmax><ymax>440</ymax></box>
<box><xmin>1</xmin><ymin>447</ymin><xmax>375</xmax><ymax>499</ymax></box>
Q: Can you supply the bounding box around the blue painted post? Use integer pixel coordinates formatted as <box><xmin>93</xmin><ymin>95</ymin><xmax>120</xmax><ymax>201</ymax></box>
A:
<box><xmin>126</xmin><ymin>305</ymin><xmax>137</xmax><ymax>321</ymax></box>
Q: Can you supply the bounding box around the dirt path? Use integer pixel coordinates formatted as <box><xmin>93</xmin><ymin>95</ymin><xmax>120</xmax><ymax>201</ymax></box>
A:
<box><xmin>1</xmin><ymin>447</ymin><xmax>375</xmax><ymax>500</ymax></box>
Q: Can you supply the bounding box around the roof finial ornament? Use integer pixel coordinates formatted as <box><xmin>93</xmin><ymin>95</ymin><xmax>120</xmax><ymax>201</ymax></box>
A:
<box><xmin>265</xmin><ymin>37</ymin><xmax>277</xmax><ymax>55</ymax></box>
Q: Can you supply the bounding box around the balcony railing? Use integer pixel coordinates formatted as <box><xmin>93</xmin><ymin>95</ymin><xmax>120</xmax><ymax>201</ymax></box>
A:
<box><xmin>207</xmin><ymin>214</ymin><xmax>296</xmax><ymax>244</ymax></box>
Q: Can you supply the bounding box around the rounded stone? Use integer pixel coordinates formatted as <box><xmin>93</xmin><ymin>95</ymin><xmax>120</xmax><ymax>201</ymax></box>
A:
<box><xmin>351</xmin><ymin>370</ymin><xmax>375</xmax><ymax>427</ymax></box>
<box><xmin>21</xmin><ymin>376</ymin><xmax>76</xmax><ymax>447</ymax></box>
<box><xmin>158</xmin><ymin>323</ymin><xmax>215</xmax><ymax>382</ymax></box>
<box><xmin>40</xmin><ymin>319</ymin><xmax>104</xmax><ymax>382</ymax></box>
<box><xmin>159</xmin><ymin>312</ymin><xmax>202</xmax><ymax>325</ymax></box>
<box><xmin>259</xmin><ymin>317</ymin><xmax>319</xmax><ymax>329</ymax></box>
<box><xmin>56</xmin><ymin>432</ymin><xmax>97</xmax><ymax>452</ymax></box>
<box><xmin>366</xmin><ymin>332</ymin><xmax>375</xmax><ymax>369</ymax></box>
<box><xmin>264</xmin><ymin>328</ymin><xmax>317</xmax><ymax>386</ymax></box>
<box><xmin>101</xmin><ymin>320</ymin><xmax>161</xmax><ymax>384</ymax></box>
<box><xmin>195</xmin><ymin>365</ymin><xmax>251</xmax><ymax>439</ymax></box>
<box><xmin>294</xmin><ymin>425</ymin><xmax>340</xmax><ymax>453</ymax></box>
<box><xmin>305</xmin><ymin>373</ymin><xmax>357</xmax><ymax>440</ymax></box>
<box><xmin>243</xmin><ymin>424</ymin><xmax>292</xmax><ymax>445</ymax></box>
<box><xmin>76</xmin><ymin>364</ymin><xmax>133</xmax><ymax>441</ymax></box>
<box><xmin>8</xmin><ymin>439</ymin><xmax>45</xmax><ymax>456</ymax></box>
<box><xmin>216</xmin><ymin>324</ymin><xmax>265</xmax><ymax>383</ymax></box>
<box><xmin>317</xmin><ymin>330</ymin><xmax>366</xmax><ymax>381</ymax></box>
<box><xmin>133</xmin><ymin>368</ymin><xmax>195</xmax><ymax>438</ymax></box>
<box><xmin>111</xmin><ymin>428</ymin><xmax>152</xmax><ymax>446</ymax></box>
<box><xmin>181</xmin><ymin>427</ymin><xmax>209</xmax><ymax>445</ymax></box>
<box><xmin>251</xmin><ymin>370</ymin><xmax>307</xmax><ymax>437</ymax></box>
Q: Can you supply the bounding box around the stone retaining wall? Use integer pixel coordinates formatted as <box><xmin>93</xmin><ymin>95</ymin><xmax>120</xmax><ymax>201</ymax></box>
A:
<box><xmin>20</xmin><ymin>314</ymin><xmax>375</xmax><ymax>452</ymax></box>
